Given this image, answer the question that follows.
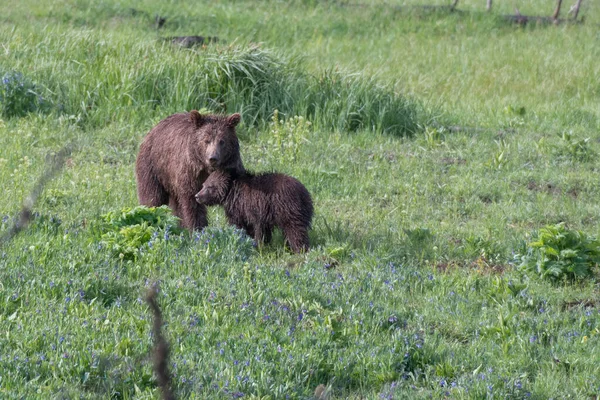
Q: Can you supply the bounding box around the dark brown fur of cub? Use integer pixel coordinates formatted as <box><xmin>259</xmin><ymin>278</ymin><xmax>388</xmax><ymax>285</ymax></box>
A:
<box><xmin>195</xmin><ymin>170</ymin><xmax>313</xmax><ymax>253</ymax></box>
<box><xmin>136</xmin><ymin>111</ymin><xmax>244</xmax><ymax>230</ymax></box>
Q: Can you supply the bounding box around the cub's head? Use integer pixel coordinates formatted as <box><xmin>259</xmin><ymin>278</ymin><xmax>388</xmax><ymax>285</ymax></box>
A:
<box><xmin>195</xmin><ymin>170</ymin><xmax>232</xmax><ymax>206</ymax></box>
<box><xmin>190</xmin><ymin>110</ymin><xmax>243</xmax><ymax>174</ymax></box>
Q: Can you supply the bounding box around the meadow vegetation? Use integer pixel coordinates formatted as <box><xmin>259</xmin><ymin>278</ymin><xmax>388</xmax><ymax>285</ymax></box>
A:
<box><xmin>0</xmin><ymin>0</ymin><xmax>599</xmax><ymax>398</ymax></box>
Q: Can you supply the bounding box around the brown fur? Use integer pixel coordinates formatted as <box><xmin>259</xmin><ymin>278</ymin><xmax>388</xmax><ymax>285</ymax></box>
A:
<box><xmin>136</xmin><ymin>111</ymin><xmax>244</xmax><ymax>230</ymax></box>
<box><xmin>195</xmin><ymin>170</ymin><xmax>313</xmax><ymax>253</ymax></box>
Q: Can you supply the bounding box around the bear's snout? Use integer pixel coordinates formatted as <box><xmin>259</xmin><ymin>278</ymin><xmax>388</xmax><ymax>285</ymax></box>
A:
<box><xmin>206</xmin><ymin>145</ymin><xmax>221</xmax><ymax>166</ymax></box>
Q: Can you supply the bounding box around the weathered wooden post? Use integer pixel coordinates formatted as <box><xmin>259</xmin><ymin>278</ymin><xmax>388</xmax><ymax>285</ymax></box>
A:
<box><xmin>552</xmin><ymin>0</ymin><xmax>563</xmax><ymax>20</ymax></box>
<box><xmin>571</xmin><ymin>0</ymin><xmax>584</xmax><ymax>20</ymax></box>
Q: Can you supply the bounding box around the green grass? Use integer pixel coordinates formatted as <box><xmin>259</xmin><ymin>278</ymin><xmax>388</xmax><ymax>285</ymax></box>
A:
<box><xmin>0</xmin><ymin>25</ymin><xmax>419</xmax><ymax>135</ymax></box>
<box><xmin>1</xmin><ymin>0</ymin><xmax>600</xmax><ymax>398</ymax></box>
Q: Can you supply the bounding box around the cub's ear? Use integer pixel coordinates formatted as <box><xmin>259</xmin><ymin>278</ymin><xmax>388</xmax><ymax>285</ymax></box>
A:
<box><xmin>190</xmin><ymin>110</ymin><xmax>204</xmax><ymax>127</ymax></box>
<box><xmin>227</xmin><ymin>113</ymin><xmax>241</xmax><ymax>127</ymax></box>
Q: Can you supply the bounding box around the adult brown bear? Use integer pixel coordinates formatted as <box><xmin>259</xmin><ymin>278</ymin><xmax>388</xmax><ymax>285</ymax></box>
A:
<box><xmin>135</xmin><ymin>110</ymin><xmax>244</xmax><ymax>230</ymax></box>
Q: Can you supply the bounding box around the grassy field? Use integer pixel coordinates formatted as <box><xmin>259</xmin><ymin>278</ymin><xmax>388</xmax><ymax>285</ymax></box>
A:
<box><xmin>1</xmin><ymin>0</ymin><xmax>599</xmax><ymax>398</ymax></box>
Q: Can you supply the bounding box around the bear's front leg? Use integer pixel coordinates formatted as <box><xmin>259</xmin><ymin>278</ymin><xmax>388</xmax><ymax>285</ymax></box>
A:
<box><xmin>253</xmin><ymin>224</ymin><xmax>269</xmax><ymax>246</ymax></box>
<box><xmin>179</xmin><ymin>196</ymin><xmax>208</xmax><ymax>231</ymax></box>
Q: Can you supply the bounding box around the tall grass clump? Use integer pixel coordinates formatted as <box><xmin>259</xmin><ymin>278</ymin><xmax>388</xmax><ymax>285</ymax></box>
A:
<box><xmin>205</xmin><ymin>47</ymin><xmax>420</xmax><ymax>135</ymax></box>
<box><xmin>0</xmin><ymin>71</ymin><xmax>49</xmax><ymax>118</ymax></box>
<box><xmin>2</xmin><ymin>28</ymin><xmax>420</xmax><ymax>134</ymax></box>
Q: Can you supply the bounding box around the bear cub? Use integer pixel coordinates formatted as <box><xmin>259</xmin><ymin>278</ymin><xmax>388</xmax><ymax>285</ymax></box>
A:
<box><xmin>195</xmin><ymin>170</ymin><xmax>313</xmax><ymax>253</ymax></box>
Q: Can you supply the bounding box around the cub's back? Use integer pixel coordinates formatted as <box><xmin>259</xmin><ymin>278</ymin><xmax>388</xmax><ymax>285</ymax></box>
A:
<box><xmin>237</xmin><ymin>173</ymin><xmax>313</xmax><ymax>219</ymax></box>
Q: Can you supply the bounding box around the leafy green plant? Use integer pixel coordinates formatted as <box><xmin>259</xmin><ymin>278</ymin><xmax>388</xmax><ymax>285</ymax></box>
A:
<box><xmin>503</xmin><ymin>105</ymin><xmax>526</xmax><ymax>117</ymax></box>
<box><xmin>554</xmin><ymin>131</ymin><xmax>595</xmax><ymax>162</ymax></box>
<box><xmin>488</xmin><ymin>139</ymin><xmax>509</xmax><ymax>169</ymax></box>
<box><xmin>464</xmin><ymin>234</ymin><xmax>504</xmax><ymax>264</ymax></box>
<box><xmin>501</xmin><ymin>105</ymin><xmax>526</xmax><ymax>130</ymax></box>
<box><xmin>268</xmin><ymin>109</ymin><xmax>311</xmax><ymax>164</ymax></box>
<box><xmin>96</xmin><ymin>205</ymin><xmax>182</xmax><ymax>260</ymax></box>
<box><xmin>100</xmin><ymin>224</ymin><xmax>155</xmax><ymax>260</ymax></box>
<box><xmin>100</xmin><ymin>205</ymin><xmax>181</xmax><ymax>231</ymax></box>
<box><xmin>517</xmin><ymin>223</ymin><xmax>600</xmax><ymax>282</ymax></box>
<box><xmin>421</xmin><ymin>126</ymin><xmax>446</xmax><ymax>149</ymax></box>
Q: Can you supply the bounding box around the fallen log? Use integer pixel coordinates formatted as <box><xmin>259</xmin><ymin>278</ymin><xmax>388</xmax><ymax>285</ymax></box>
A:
<box><xmin>502</xmin><ymin>14</ymin><xmax>583</xmax><ymax>25</ymax></box>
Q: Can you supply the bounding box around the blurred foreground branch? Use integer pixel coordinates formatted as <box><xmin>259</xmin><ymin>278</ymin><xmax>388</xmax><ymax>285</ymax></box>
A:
<box><xmin>146</xmin><ymin>286</ymin><xmax>176</xmax><ymax>400</ymax></box>
<box><xmin>0</xmin><ymin>146</ymin><xmax>72</xmax><ymax>245</ymax></box>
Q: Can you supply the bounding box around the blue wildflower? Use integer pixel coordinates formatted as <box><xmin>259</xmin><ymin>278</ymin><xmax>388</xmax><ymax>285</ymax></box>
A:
<box><xmin>515</xmin><ymin>381</ymin><xmax>522</xmax><ymax>389</ymax></box>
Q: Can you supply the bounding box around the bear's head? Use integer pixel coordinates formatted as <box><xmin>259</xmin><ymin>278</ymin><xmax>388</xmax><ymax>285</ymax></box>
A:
<box><xmin>195</xmin><ymin>170</ymin><xmax>232</xmax><ymax>206</ymax></box>
<box><xmin>190</xmin><ymin>110</ymin><xmax>244</xmax><ymax>174</ymax></box>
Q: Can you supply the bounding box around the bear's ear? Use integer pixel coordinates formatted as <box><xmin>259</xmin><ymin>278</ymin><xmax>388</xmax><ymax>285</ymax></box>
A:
<box><xmin>227</xmin><ymin>113</ymin><xmax>241</xmax><ymax>127</ymax></box>
<box><xmin>190</xmin><ymin>110</ymin><xmax>204</xmax><ymax>127</ymax></box>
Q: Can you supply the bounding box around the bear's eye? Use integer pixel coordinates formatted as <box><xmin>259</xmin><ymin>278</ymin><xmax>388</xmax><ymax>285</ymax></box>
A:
<box><xmin>219</xmin><ymin>139</ymin><xmax>225</xmax><ymax>145</ymax></box>
<box><xmin>204</xmin><ymin>139</ymin><xmax>211</xmax><ymax>144</ymax></box>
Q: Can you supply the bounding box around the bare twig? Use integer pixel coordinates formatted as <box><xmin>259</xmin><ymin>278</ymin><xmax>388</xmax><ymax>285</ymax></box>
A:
<box><xmin>146</xmin><ymin>286</ymin><xmax>176</xmax><ymax>400</ymax></box>
<box><xmin>0</xmin><ymin>146</ymin><xmax>72</xmax><ymax>245</ymax></box>
<box><xmin>486</xmin><ymin>0</ymin><xmax>492</xmax><ymax>12</ymax></box>
<box><xmin>450</xmin><ymin>0</ymin><xmax>459</xmax><ymax>11</ymax></box>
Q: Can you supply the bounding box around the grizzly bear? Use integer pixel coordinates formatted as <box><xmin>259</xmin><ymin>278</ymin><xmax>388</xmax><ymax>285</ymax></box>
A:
<box><xmin>135</xmin><ymin>110</ymin><xmax>245</xmax><ymax>230</ymax></box>
<box><xmin>195</xmin><ymin>170</ymin><xmax>313</xmax><ymax>253</ymax></box>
